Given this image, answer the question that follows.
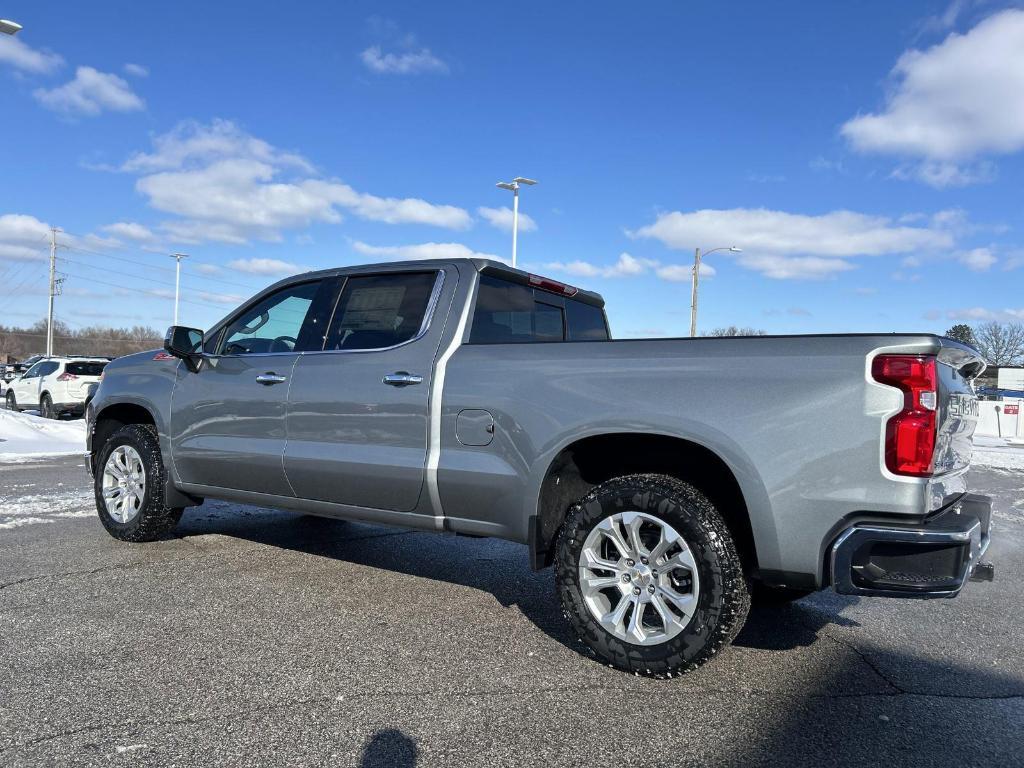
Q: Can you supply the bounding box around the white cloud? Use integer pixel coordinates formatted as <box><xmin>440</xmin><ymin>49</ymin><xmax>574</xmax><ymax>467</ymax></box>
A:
<box><xmin>544</xmin><ymin>252</ymin><xmax>714</xmax><ymax>282</ymax></box>
<box><xmin>101</xmin><ymin>221</ymin><xmax>157</xmax><ymax>243</ymax></box>
<box><xmin>890</xmin><ymin>160</ymin><xmax>996</xmax><ymax>188</ymax></box>
<box><xmin>0</xmin><ymin>214</ymin><xmax>51</xmax><ymax>262</ymax></box>
<box><xmin>122</xmin><ymin>119</ymin><xmax>313</xmax><ymax>174</ymax></box>
<box><xmin>360</xmin><ymin>45</ymin><xmax>448</xmax><ymax>75</ymax></box>
<box><xmin>740</xmin><ymin>254</ymin><xmax>857</xmax><ymax>280</ymax></box>
<box><xmin>198</xmin><ymin>291</ymin><xmax>246</xmax><ymax>305</ymax></box>
<box><xmin>352</xmin><ymin>241</ymin><xmax>502</xmax><ymax>262</ymax></box>
<box><xmin>34</xmin><ymin>66</ymin><xmax>144</xmax><ymax>116</ymax></box>
<box><xmin>194</xmin><ymin>263</ymin><xmax>222</xmax><ymax>275</ymax></box>
<box><xmin>656</xmin><ymin>263</ymin><xmax>715</xmax><ymax>281</ymax></box>
<box><xmin>477</xmin><ymin>206</ymin><xmax>538</xmax><ymax>233</ymax></box>
<box><xmin>630</xmin><ymin>207</ymin><xmax>952</xmax><ymax>279</ymax></box>
<box><xmin>946</xmin><ymin>307</ymin><xmax>997</xmax><ymax>321</ymax></box>
<box><xmin>959</xmin><ymin>247</ymin><xmax>996</xmax><ymax>271</ymax></box>
<box><xmin>117</xmin><ymin>121</ymin><xmax>471</xmax><ymax>244</ymax></box>
<box><xmin>227</xmin><ymin>257</ymin><xmax>302</xmax><ymax>276</ymax></box>
<box><xmin>123</xmin><ymin>63</ymin><xmax>148</xmax><ymax>77</ymax></box>
<box><xmin>0</xmin><ymin>35</ymin><xmax>63</xmax><ymax>74</ymax></box>
<box><xmin>842</xmin><ymin>10</ymin><xmax>1024</xmax><ymax>167</ymax></box>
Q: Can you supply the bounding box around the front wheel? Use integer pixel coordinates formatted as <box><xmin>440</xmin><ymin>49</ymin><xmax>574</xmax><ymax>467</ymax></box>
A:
<box><xmin>556</xmin><ymin>474</ymin><xmax>750</xmax><ymax>677</ymax></box>
<box><xmin>95</xmin><ymin>424</ymin><xmax>182</xmax><ymax>542</ymax></box>
<box><xmin>5</xmin><ymin>391</ymin><xmax>17</xmax><ymax>411</ymax></box>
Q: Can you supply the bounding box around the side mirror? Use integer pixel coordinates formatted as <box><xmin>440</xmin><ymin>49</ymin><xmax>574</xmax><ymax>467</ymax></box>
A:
<box><xmin>164</xmin><ymin>325</ymin><xmax>204</xmax><ymax>372</ymax></box>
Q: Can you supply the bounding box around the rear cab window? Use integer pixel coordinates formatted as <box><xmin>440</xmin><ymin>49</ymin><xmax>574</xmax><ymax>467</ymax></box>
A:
<box><xmin>469</xmin><ymin>274</ymin><xmax>609</xmax><ymax>344</ymax></box>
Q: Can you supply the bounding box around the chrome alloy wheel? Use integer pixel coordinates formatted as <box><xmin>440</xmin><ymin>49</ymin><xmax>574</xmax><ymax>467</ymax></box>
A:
<box><xmin>578</xmin><ymin>511</ymin><xmax>700</xmax><ymax>646</ymax></box>
<box><xmin>101</xmin><ymin>445</ymin><xmax>146</xmax><ymax>523</ymax></box>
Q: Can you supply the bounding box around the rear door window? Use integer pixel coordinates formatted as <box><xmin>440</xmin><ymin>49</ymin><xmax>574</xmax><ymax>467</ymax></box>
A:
<box><xmin>324</xmin><ymin>272</ymin><xmax>439</xmax><ymax>351</ymax></box>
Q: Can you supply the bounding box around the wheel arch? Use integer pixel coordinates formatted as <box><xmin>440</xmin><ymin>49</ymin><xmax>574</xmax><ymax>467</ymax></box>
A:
<box><xmin>530</xmin><ymin>431</ymin><xmax>766</xmax><ymax>575</ymax></box>
<box><xmin>90</xmin><ymin>400</ymin><xmax>199</xmax><ymax>509</ymax></box>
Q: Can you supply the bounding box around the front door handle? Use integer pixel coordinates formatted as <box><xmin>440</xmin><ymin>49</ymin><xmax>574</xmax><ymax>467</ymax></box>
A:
<box><xmin>383</xmin><ymin>372</ymin><xmax>423</xmax><ymax>387</ymax></box>
<box><xmin>256</xmin><ymin>372</ymin><xmax>288</xmax><ymax>385</ymax></box>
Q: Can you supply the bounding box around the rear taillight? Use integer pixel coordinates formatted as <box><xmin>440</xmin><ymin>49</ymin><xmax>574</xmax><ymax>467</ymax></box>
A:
<box><xmin>56</xmin><ymin>372</ymin><xmax>78</xmax><ymax>382</ymax></box>
<box><xmin>872</xmin><ymin>354</ymin><xmax>938</xmax><ymax>477</ymax></box>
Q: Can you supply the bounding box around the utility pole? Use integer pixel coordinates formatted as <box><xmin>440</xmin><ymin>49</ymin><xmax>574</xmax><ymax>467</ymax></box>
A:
<box><xmin>170</xmin><ymin>253</ymin><xmax>188</xmax><ymax>326</ymax></box>
<box><xmin>689</xmin><ymin>248</ymin><xmax>701</xmax><ymax>339</ymax></box>
<box><xmin>688</xmin><ymin>245</ymin><xmax>742</xmax><ymax>337</ymax></box>
<box><xmin>46</xmin><ymin>227</ymin><xmax>61</xmax><ymax>357</ymax></box>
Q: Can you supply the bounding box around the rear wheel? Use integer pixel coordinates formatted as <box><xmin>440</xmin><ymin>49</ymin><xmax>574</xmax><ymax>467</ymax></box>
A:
<box><xmin>40</xmin><ymin>393</ymin><xmax>56</xmax><ymax>419</ymax></box>
<box><xmin>95</xmin><ymin>424</ymin><xmax>182</xmax><ymax>542</ymax></box>
<box><xmin>556</xmin><ymin>474</ymin><xmax>750</xmax><ymax>677</ymax></box>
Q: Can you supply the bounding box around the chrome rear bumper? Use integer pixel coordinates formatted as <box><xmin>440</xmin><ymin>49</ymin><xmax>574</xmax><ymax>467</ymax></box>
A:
<box><xmin>831</xmin><ymin>494</ymin><xmax>993</xmax><ymax>599</ymax></box>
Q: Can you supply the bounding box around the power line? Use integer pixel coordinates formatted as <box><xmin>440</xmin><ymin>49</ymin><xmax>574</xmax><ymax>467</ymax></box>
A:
<box><xmin>54</xmin><ymin>268</ymin><xmax>238</xmax><ymax>313</ymax></box>
<box><xmin>62</xmin><ymin>244</ymin><xmax>272</xmax><ymax>294</ymax></box>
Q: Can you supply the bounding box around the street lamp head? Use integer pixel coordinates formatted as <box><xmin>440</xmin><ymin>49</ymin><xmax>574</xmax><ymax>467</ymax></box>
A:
<box><xmin>0</xmin><ymin>19</ymin><xmax>23</xmax><ymax>35</ymax></box>
<box><xmin>496</xmin><ymin>182</ymin><xmax>517</xmax><ymax>191</ymax></box>
<box><xmin>513</xmin><ymin>177</ymin><xmax>537</xmax><ymax>185</ymax></box>
<box><xmin>728</xmin><ymin>247</ymin><xmax>742</xmax><ymax>253</ymax></box>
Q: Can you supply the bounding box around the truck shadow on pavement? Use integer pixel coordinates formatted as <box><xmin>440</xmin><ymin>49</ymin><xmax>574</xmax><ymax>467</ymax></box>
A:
<box><xmin>178</xmin><ymin>505</ymin><xmax>866</xmax><ymax>660</ymax></box>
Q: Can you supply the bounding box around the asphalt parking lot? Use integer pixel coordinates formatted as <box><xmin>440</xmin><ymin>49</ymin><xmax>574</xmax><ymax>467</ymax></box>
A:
<box><xmin>1</xmin><ymin>456</ymin><xmax>1022</xmax><ymax>767</ymax></box>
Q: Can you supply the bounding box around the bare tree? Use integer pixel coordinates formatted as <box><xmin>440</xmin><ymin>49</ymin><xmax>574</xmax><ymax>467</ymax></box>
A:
<box><xmin>972</xmin><ymin>321</ymin><xmax>1024</xmax><ymax>366</ymax></box>
<box><xmin>702</xmin><ymin>326</ymin><xmax>768</xmax><ymax>337</ymax></box>
<box><xmin>0</xmin><ymin>318</ymin><xmax>162</xmax><ymax>362</ymax></box>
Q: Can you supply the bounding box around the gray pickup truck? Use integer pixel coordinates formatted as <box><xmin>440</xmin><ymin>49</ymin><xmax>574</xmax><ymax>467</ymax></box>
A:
<box><xmin>86</xmin><ymin>258</ymin><xmax>994</xmax><ymax>676</ymax></box>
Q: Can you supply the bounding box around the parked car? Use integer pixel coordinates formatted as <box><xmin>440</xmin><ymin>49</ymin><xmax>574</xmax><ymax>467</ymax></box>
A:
<box><xmin>6</xmin><ymin>356</ymin><xmax>109</xmax><ymax>418</ymax></box>
<box><xmin>85</xmin><ymin>258</ymin><xmax>993</xmax><ymax>677</ymax></box>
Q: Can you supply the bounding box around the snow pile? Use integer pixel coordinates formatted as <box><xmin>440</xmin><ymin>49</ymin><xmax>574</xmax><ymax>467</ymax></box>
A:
<box><xmin>972</xmin><ymin>436</ymin><xmax>1024</xmax><ymax>472</ymax></box>
<box><xmin>0</xmin><ymin>409</ymin><xmax>87</xmax><ymax>463</ymax></box>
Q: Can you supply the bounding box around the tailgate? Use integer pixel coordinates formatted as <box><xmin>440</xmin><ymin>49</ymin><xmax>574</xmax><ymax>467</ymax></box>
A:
<box><xmin>933</xmin><ymin>342</ymin><xmax>986</xmax><ymax>475</ymax></box>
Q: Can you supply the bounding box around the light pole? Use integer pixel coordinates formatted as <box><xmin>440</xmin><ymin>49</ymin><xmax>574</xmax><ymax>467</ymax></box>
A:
<box><xmin>0</xmin><ymin>19</ymin><xmax>22</xmax><ymax>35</ymax></box>
<box><xmin>689</xmin><ymin>246</ymin><xmax>741</xmax><ymax>337</ymax></box>
<box><xmin>495</xmin><ymin>176</ymin><xmax>536</xmax><ymax>268</ymax></box>
<box><xmin>170</xmin><ymin>253</ymin><xmax>188</xmax><ymax>326</ymax></box>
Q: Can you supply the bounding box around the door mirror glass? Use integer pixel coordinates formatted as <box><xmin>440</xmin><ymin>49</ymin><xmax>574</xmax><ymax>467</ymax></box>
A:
<box><xmin>164</xmin><ymin>325</ymin><xmax>204</xmax><ymax>371</ymax></box>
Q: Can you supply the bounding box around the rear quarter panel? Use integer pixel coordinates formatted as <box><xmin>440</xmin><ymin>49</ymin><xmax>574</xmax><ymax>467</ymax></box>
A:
<box><xmin>438</xmin><ymin>334</ymin><xmax>945</xmax><ymax>581</ymax></box>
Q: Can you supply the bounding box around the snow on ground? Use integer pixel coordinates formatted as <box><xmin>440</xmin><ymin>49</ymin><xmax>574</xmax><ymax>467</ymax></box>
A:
<box><xmin>0</xmin><ymin>488</ymin><xmax>95</xmax><ymax>530</ymax></box>
<box><xmin>972</xmin><ymin>436</ymin><xmax>1024</xmax><ymax>471</ymax></box>
<box><xmin>0</xmin><ymin>409</ymin><xmax>87</xmax><ymax>463</ymax></box>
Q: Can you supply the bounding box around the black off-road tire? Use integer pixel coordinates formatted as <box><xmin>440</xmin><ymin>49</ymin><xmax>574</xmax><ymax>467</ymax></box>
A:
<box><xmin>40</xmin><ymin>393</ymin><xmax>56</xmax><ymax>419</ymax></box>
<box><xmin>556</xmin><ymin>474</ymin><xmax>750</xmax><ymax>677</ymax></box>
<box><xmin>5</xmin><ymin>391</ymin><xmax>17</xmax><ymax>411</ymax></box>
<box><xmin>94</xmin><ymin>424</ymin><xmax>183</xmax><ymax>542</ymax></box>
<box><xmin>752</xmin><ymin>583</ymin><xmax>816</xmax><ymax>605</ymax></box>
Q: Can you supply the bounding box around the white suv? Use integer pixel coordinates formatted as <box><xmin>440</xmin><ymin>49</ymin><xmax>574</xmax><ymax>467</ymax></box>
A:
<box><xmin>5</xmin><ymin>357</ymin><xmax>109</xmax><ymax>419</ymax></box>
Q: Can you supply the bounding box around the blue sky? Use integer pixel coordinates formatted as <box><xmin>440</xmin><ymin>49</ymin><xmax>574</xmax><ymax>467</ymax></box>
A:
<box><xmin>2</xmin><ymin>0</ymin><xmax>1023</xmax><ymax>340</ymax></box>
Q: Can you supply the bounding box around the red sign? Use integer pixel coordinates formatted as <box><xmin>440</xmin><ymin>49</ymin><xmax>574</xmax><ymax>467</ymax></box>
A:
<box><xmin>1004</xmin><ymin>404</ymin><xmax>1020</xmax><ymax>415</ymax></box>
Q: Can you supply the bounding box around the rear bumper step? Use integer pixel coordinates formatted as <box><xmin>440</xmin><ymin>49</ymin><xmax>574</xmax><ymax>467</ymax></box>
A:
<box><xmin>831</xmin><ymin>494</ymin><xmax>993</xmax><ymax>599</ymax></box>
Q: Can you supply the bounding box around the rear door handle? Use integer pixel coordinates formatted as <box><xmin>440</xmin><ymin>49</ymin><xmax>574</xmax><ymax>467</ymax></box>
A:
<box><xmin>383</xmin><ymin>372</ymin><xmax>423</xmax><ymax>387</ymax></box>
<box><xmin>256</xmin><ymin>372</ymin><xmax>288</xmax><ymax>385</ymax></box>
